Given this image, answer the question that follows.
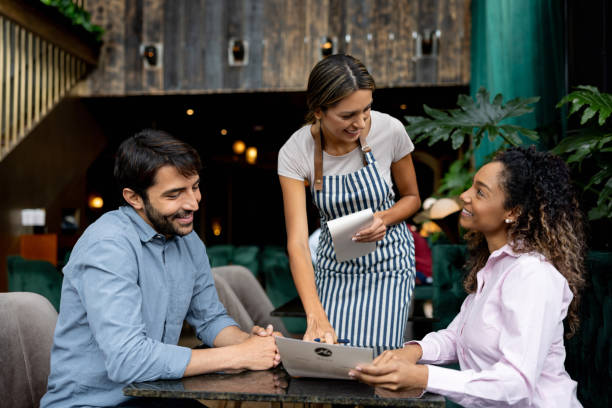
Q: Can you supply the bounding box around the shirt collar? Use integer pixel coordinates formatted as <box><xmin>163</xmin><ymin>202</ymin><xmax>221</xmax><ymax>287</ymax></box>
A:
<box><xmin>489</xmin><ymin>243</ymin><xmax>521</xmax><ymax>260</ymax></box>
<box><xmin>120</xmin><ymin>206</ymin><xmax>163</xmax><ymax>243</ymax></box>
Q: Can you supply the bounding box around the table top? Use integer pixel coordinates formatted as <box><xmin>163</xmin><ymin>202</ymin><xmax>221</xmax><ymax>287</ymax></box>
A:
<box><xmin>124</xmin><ymin>367</ymin><xmax>444</xmax><ymax>407</ymax></box>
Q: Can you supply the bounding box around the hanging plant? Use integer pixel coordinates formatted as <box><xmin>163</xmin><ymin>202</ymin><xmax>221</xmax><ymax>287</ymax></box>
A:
<box><xmin>40</xmin><ymin>0</ymin><xmax>104</xmax><ymax>42</ymax></box>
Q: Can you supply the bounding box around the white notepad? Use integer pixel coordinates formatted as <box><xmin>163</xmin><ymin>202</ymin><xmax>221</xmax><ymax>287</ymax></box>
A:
<box><xmin>275</xmin><ymin>337</ymin><xmax>374</xmax><ymax>380</ymax></box>
<box><xmin>326</xmin><ymin>208</ymin><xmax>376</xmax><ymax>262</ymax></box>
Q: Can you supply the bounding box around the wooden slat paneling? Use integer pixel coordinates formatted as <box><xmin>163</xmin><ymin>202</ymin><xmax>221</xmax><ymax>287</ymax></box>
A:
<box><xmin>142</xmin><ymin>0</ymin><xmax>163</xmax><ymax>91</ymax></box>
<box><xmin>389</xmin><ymin>0</ymin><xmax>418</xmax><ymax>86</ymax></box>
<box><xmin>415</xmin><ymin>0</ymin><xmax>438</xmax><ymax>84</ymax></box>
<box><xmin>124</xmin><ymin>0</ymin><xmax>143</xmax><ymax>92</ymax></box>
<box><xmin>19</xmin><ymin>27</ymin><xmax>25</xmax><ymax>136</ymax></box>
<box><xmin>201</xmin><ymin>0</ymin><xmax>224</xmax><ymax>90</ymax></box>
<box><xmin>304</xmin><ymin>0</ymin><xmax>329</xmax><ymax>78</ymax></box>
<box><xmin>0</xmin><ymin>17</ymin><xmax>5</xmax><ymax>156</ymax></box>
<box><xmin>223</xmin><ymin>0</ymin><xmax>242</xmax><ymax>90</ymax></box>
<box><xmin>79</xmin><ymin>0</ymin><xmax>470</xmax><ymax>95</ymax></box>
<box><xmin>437</xmin><ymin>0</ymin><xmax>460</xmax><ymax>83</ymax></box>
<box><xmin>262</xmin><ymin>0</ymin><xmax>284</xmax><ymax>89</ymax></box>
<box><xmin>182</xmin><ymin>0</ymin><xmax>206</xmax><ymax>90</ymax></box>
<box><xmin>11</xmin><ymin>24</ymin><xmax>19</xmax><ymax>144</ymax></box>
<box><xmin>370</xmin><ymin>0</ymin><xmax>394</xmax><ymax>86</ymax></box>
<box><xmin>281</xmin><ymin>0</ymin><xmax>308</xmax><ymax>88</ymax></box>
<box><xmin>26</xmin><ymin>31</ymin><xmax>32</xmax><ymax>130</ymax></box>
<box><xmin>242</xmin><ymin>0</ymin><xmax>264</xmax><ymax>89</ymax></box>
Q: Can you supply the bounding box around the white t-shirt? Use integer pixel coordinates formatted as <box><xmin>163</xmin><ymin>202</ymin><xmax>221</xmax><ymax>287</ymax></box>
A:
<box><xmin>278</xmin><ymin>110</ymin><xmax>414</xmax><ymax>189</ymax></box>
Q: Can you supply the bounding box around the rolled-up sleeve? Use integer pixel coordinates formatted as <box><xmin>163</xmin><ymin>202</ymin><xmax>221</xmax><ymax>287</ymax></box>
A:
<box><xmin>186</xmin><ymin>248</ymin><xmax>237</xmax><ymax>346</ymax></box>
<box><xmin>73</xmin><ymin>238</ymin><xmax>192</xmax><ymax>383</ymax></box>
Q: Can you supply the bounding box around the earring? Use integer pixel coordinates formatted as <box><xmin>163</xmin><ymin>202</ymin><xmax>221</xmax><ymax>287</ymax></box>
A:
<box><xmin>505</xmin><ymin>218</ymin><xmax>513</xmax><ymax>224</ymax></box>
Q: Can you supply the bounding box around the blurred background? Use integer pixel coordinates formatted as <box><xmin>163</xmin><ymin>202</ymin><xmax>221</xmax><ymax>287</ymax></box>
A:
<box><xmin>0</xmin><ymin>0</ymin><xmax>610</xmax><ymax>310</ymax></box>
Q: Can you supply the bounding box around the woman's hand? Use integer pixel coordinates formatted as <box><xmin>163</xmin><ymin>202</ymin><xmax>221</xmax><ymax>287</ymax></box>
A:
<box><xmin>353</xmin><ymin>212</ymin><xmax>386</xmax><ymax>242</ymax></box>
<box><xmin>303</xmin><ymin>313</ymin><xmax>337</xmax><ymax>344</ymax></box>
<box><xmin>349</xmin><ymin>356</ymin><xmax>428</xmax><ymax>391</ymax></box>
<box><xmin>373</xmin><ymin>344</ymin><xmax>423</xmax><ymax>365</ymax></box>
<box><xmin>251</xmin><ymin>324</ymin><xmax>284</xmax><ymax>338</ymax></box>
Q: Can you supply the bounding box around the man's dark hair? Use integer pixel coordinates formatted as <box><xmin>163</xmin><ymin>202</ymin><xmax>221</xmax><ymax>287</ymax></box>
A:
<box><xmin>114</xmin><ymin>129</ymin><xmax>202</xmax><ymax>202</ymax></box>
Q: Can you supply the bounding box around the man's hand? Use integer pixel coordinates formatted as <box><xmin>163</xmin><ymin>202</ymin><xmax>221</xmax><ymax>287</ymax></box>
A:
<box><xmin>234</xmin><ymin>335</ymin><xmax>281</xmax><ymax>370</ymax></box>
<box><xmin>303</xmin><ymin>313</ymin><xmax>337</xmax><ymax>344</ymax></box>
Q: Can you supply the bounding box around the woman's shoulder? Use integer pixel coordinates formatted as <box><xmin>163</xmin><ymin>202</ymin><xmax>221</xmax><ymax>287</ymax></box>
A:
<box><xmin>371</xmin><ymin>110</ymin><xmax>403</xmax><ymax>128</ymax></box>
<box><xmin>280</xmin><ymin>125</ymin><xmax>314</xmax><ymax>155</ymax></box>
<box><xmin>503</xmin><ymin>250</ymin><xmax>568</xmax><ymax>289</ymax></box>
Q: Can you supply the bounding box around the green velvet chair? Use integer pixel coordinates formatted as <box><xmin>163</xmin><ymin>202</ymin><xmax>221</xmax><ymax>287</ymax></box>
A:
<box><xmin>206</xmin><ymin>245</ymin><xmax>261</xmax><ymax>277</ymax></box>
<box><xmin>431</xmin><ymin>244</ymin><xmax>468</xmax><ymax>331</ymax></box>
<box><xmin>7</xmin><ymin>255</ymin><xmax>63</xmax><ymax>312</ymax></box>
<box><xmin>565</xmin><ymin>251</ymin><xmax>612</xmax><ymax>408</ymax></box>
<box><xmin>260</xmin><ymin>245</ymin><xmax>306</xmax><ymax>334</ymax></box>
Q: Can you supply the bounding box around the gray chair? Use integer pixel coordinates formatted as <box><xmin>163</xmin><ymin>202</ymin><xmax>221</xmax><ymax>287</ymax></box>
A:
<box><xmin>0</xmin><ymin>292</ymin><xmax>58</xmax><ymax>408</ymax></box>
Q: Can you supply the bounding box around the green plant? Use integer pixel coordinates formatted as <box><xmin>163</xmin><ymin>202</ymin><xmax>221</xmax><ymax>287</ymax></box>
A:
<box><xmin>405</xmin><ymin>87</ymin><xmax>540</xmax><ymax>196</ymax></box>
<box><xmin>552</xmin><ymin>86</ymin><xmax>612</xmax><ymax>220</ymax></box>
<box><xmin>40</xmin><ymin>0</ymin><xmax>104</xmax><ymax>41</ymax></box>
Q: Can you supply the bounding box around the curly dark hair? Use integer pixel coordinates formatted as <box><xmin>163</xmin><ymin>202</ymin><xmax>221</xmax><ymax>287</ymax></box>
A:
<box><xmin>463</xmin><ymin>146</ymin><xmax>586</xmax><ymax>338</ymax></box>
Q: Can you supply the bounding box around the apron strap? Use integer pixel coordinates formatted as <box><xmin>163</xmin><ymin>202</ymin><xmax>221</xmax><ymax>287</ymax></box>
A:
<box><xmin>314</xmin><ymin>125</ymin><xmax>370</xmax><ymax>191</ymax></box>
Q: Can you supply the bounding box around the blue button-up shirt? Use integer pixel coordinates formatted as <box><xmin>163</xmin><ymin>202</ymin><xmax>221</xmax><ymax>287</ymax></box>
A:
<box><xmin>41</xmin><ymin>206</ymin><xmax>237</xmax><ymax>408</ymax></box>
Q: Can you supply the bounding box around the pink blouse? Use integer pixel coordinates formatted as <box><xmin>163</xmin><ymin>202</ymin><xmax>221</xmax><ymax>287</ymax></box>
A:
<box><xmin>412</xmin><ymin>244</ymin><xmax>581</xmax><ymax>407</ymax></box>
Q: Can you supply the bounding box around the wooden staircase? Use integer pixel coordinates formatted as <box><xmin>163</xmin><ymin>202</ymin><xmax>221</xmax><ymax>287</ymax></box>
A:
<box><xmin>0</xmin><ymin>0</ymin><xmax>99</xmax><ymax>160</ymax></box>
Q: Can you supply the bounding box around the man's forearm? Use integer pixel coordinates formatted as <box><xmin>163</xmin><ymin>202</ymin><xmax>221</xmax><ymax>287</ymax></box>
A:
<box><xmin>213</xmin><ymin>325</ymin><xmax>250</xmax><ymax>347</ymax></box>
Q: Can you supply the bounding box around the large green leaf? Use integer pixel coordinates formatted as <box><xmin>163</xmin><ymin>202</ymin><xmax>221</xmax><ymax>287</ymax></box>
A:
<box><xmin>557</xmin><ymin>85</ymin><xmax>612</xmax><ymax>127</ymax></box>
<box><xmin>406</xmin><ymin>87</ymin><xmax>540</xmax><ymax>149</ymax></box>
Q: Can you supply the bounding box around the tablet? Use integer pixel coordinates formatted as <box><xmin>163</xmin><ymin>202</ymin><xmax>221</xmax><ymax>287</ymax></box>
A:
<box><xmin>275</xmin><ymin>337</ymin><xmax>374</xmax><ymax>380</ymax></box>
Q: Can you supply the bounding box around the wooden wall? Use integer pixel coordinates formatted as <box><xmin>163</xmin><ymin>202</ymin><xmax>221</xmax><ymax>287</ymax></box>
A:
<box><xmin>75</xmin><ymin>0</ymin><xmax>471</xmax><ymax>96</ymax></box>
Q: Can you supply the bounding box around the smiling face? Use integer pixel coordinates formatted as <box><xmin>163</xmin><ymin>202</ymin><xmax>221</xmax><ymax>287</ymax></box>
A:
<box><xmin>459</xmin><ymin>161</ymin><xmax>515</xmax><ymax>251</ymax></box>
<box><xmin>132</xmin><ymin>165</ymin><xmax>201</xmax><ymax>237</ymax></box>
<box><xmin>316</xmin><ymin>89</ymin><xmax>373</xmax><ymax>151</ymax></box>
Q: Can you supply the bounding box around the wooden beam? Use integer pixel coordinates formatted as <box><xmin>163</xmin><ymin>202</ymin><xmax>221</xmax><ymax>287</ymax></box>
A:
<box><xmin>0</xmin><ymin>0</ymin><xmax>100</xmax><ymax>65</ymax></box>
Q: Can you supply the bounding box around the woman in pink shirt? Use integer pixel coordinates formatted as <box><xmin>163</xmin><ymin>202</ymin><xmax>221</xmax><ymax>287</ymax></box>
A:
<box><xmin>350</xmin><ymin>147</ymin><xmax>586</xmax><ymax>407</ymax></box>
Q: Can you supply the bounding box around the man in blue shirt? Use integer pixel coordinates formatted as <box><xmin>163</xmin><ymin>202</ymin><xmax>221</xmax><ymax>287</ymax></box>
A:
<box><xmin>41</xmin><ymin>130</ymin><xmax>280</xmax><ymax>408</ymax></box>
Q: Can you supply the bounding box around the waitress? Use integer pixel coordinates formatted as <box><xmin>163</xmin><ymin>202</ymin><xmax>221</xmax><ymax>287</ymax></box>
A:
<box><xmin>278</xmin><ymin>54</ymin><xmax>420</xmax><ymax>349</ymax></box>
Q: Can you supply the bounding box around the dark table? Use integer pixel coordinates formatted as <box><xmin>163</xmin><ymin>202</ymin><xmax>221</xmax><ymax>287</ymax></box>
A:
<box><xmin>124</xmin><ymin>367</ymin><xmax>445</xmax><ymax>407</ymax></box>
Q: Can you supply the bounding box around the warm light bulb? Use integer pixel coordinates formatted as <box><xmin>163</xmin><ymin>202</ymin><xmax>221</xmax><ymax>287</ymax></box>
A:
<box><xmin>232</xmin><ymin>140</ymin><xmax>246</xmax><ymax>154</ymax></box>
<box><xmin>400</xmin><ymin>104</ymin><xmax>407</xmax><ymax>110</ymax></box>
<box><xmin>186</xmin><ymin>108</ymin><xmax>194</xmax><ymax>116</ymax></box>
<box><xmin>89</xmin><ymin>196</ymin><xmax>104</xmax><ymax>209</ymax></box>
<box><xmin>245</xmin><ymin>146</ymin><xmax>257</xmax><ymax>164</ymax></box>
<box><xmin>220</xmin><ymin>129</ymin><xmax>228</xmax><ymax>135</ymax></box>
<box><xmin>212</xmin><ymin>220</ymin><xmax>222</xmax><ymax>236</ymax></box>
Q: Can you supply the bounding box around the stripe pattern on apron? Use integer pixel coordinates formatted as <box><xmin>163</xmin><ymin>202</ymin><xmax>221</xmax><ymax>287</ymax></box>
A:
<box><xmin>313</xmin><ymin>148</ymin><xmax>415</xmax><ymax>349</ymax></box>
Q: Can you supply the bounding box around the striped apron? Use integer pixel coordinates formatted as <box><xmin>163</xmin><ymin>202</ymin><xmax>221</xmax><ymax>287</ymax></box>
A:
<box><xmin>312</xmin><ymin>132</ymin><xmax>415</xmax><ymax>349</ymax></box>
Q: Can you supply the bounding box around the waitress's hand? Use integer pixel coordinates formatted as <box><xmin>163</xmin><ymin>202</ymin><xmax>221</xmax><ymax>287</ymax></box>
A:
<box><xmin>353</xmin><ymin>212</ymin><xmax>386</xmax><ymax>242</ymax></box>
<box><xmin>303</xmin><ymin>313</ymin><xmax>337</xmax><ymax>344</ymax></box>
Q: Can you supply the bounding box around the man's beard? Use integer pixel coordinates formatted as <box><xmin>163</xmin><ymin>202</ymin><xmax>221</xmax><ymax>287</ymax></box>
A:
<box><xmin>143</xmin><ymin>198</ymin><xmax>194</xmax><ymax>237</ymax></box>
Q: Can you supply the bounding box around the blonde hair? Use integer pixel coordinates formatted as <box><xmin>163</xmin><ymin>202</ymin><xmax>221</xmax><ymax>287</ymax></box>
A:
<box><xmin>305</xmin><ymin>54</ymin><xmax>375</xmax><ymax>124</ymax></box>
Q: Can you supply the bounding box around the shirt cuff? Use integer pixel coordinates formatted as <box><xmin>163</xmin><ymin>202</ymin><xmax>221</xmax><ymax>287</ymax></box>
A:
<box><xmin>405</xmin><ymin>340</ymin><xmax>438</xmax><ymax>363</ymax></box>
<box><xmin>425</xmin><ymin>364</ymin><xmax>469</xmax><ymax>395</ymax></box>
<box><xmin>162</xmin><ymin>344</ymin><xmax>193</xmax><ymax>379</ymax></box>
<box><xmin>199</xmin><ymin>316</ymin><xmax>239</xmax><ymax>346</ymax></box>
